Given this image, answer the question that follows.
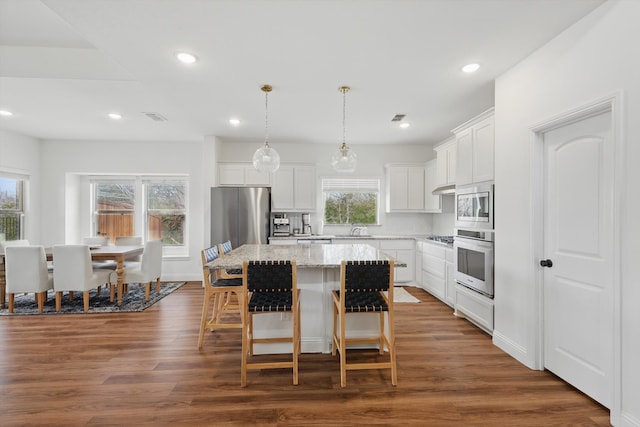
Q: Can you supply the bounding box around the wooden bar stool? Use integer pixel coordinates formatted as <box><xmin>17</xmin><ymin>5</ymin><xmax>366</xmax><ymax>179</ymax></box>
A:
<box><xmin>241</xmin><ymin>260</ymin><xmax>300</xmax><ymax>387</ymax></box>
<box><xmin>197</xmin><ymin>246</ymin><xmax>243</xmax><ymax>350</ymax></box>
<box><xmin>332</xmin><ymin>260</ymin><xmax>397</xmax><ymax>387</ymax></box>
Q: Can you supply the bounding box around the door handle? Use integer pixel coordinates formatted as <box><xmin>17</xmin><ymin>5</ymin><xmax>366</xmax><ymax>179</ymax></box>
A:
<box><xmin>539</xmin><ymin>259</ymin><xmax>553</xmax><ymax>268</ymax></box>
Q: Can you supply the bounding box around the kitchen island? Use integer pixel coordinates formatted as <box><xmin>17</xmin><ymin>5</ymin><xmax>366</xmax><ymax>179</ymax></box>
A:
<box><xmin>207</xmin><ymin>244</ymin><xmax>404</xmax><ymax>354</ymax></box>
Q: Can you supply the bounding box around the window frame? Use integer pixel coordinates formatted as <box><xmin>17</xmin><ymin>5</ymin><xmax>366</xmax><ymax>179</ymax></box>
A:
<box><xmin>90</xmin><ymin>175</ymin><xmax>189</xmax><ymax>257</ymax></box>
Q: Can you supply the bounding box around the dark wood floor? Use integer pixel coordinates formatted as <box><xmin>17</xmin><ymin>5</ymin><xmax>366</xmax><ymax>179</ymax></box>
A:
<box><xmin>0</xmin><ymin>282</ymin><xmax>610</xmax><ymax>426</ymax></box>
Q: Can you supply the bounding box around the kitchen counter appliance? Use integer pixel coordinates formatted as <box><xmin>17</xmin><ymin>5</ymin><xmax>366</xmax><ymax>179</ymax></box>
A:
<box><xmin>455</xmin><ymin>183</ymin><xmax>494</xmax><ymax>230</ymax></box>
<box><xmin>453</xmin><ymin>228</ymin><xmax>494</xmax><ymax>298</ymax></box>
<box><xmin>273</xmin><ymin>213</ymin><xmax>291</xmax><ymax>236</ymax></box>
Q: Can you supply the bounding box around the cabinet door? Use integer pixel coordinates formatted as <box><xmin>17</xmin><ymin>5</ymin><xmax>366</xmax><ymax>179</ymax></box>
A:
<box><xmin>245</xmin><ymin>167</ymin><xmax>271</xmax><ymax>186</ymax></box>
<box><xmin>271</xmin><ymin>166</ymin><xmax>295</xmax><ymax>210</ymax></box>
<box><xmin>472</xmin><ymin>117</ymin><xmax>494</xmax><ymax>183</ymax></box>
<box><xmin>218</xmin><ymin>164</ymin><xmax>245</xmax><ymax>186</ymax></box>
<box><xmin>446</xmin><ymin>144</ymin><xmax>457</xmax><ymax>184</ymax></box>
<box><xmin>388</xmin><ymin>167</ymin><xmax>408</xmax><ymax>210</ymax></box>
<box><xmin>424</xmin><ymin>160</ymin><xmax>441</xmax><ymax>212</ymax></box>
<box><xmin>445</xmin><ymin>260</ymin><xmax>455</xmax><ymax>307</ymax></box>
<box><xmin>407</xmin><ymin>167</ymin><xmax>425</xmax><ymax>210</ymax></box>
<box><xmin>293</xmin><ymin>166</ymin><xmax>316</xmax><ymax>210</ymax></box>
<box><xmin>456</xmin><ymin>129</ymin><xmax>473</xmax><ymax>186</ymax></box>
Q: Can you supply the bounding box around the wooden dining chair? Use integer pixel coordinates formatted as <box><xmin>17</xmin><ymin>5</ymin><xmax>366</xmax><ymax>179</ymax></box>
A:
<box><xmin>241</xmin><ymin>259</ymin><xmax>300</xmax><ymax>387</ymax></box>
<box><xmin>217</xmin><ymin>240</ymin><xmax>243</xmax><ymax>279</ymax></box>
<box><xmin>198</xmin><ymin>245</ymin><xmax>244</xmax><ymax>350</ymax></box>
<box><xmin>332</xmin><ymin>260</ymin><xmax>397</xmax><ymax>387</ymax></box>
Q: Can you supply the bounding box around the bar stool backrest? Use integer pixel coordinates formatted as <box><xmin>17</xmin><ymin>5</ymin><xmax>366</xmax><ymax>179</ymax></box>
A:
<box><xmin>245</xmin><ymin>260</ymin><xmax>294</xmax><ymax>293</ymax></box>
<box><xmin>344</xmin><ymin>260</ymin><xmax>392</xmax><ymax>293</ymax></box>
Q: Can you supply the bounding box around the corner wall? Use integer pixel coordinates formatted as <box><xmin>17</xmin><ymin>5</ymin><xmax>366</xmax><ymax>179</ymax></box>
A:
<box><xmin>493</xmin><ymin>1</ymin><xmax>639</xmax><ymax>424</ymax></box>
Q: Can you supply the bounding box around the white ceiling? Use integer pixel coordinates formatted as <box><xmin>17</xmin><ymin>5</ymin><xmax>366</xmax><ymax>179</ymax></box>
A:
<box><xmin>0</xmin><ymin>0</ymin><xmax>605</xmax><ymax>146</ymax></box>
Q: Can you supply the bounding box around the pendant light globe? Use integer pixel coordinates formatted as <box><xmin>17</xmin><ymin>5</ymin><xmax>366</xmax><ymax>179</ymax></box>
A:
<box><xmin>253</xmin><ymin>84</ymin><xmax>280</xmax><ymax>173</ymax></box>
<box><xmin>332</xmin><ymin>86</ymin><xmax>356</xmax><ymax>173</ymax></box>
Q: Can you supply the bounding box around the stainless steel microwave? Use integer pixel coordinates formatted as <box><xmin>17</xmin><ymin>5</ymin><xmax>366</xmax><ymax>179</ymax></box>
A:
<box><xmin>455</xmin><ymin>183</ymin><xmax>494</xmax><ymax>230</ymax></box>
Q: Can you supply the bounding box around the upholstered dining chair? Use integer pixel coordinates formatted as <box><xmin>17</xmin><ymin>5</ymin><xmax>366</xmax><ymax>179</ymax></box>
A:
<box><xmin>217</xmin><ymin>240</ymin><xmax>243</xmax><ymax>279</ymax></box>
<box><xmin>83</xmin><ymin>236</ymin><xmax>117</xmax><ymax>273</ymax></box>
<box><xmin>0</xmin><ymin>239</ymin><xmax>30</xmax><ymax>253</ymax></box>
<box><xmin>115</xmin><ymin>236</ymin><xmax>143</xmax><ymax>262</ymax></box>
<box><xmin>197</xmin><ymin>245</ymin><xmax>243</xmax><ymax>350</ymax></box>
<box><xmin>241</xmin><ymin>259</ymin><xmax>300</xmax><ymax>387</ymax></box>
<box><xmin>52</xmin><ymin>245</ymin><xmax>112</xmax><ymax>312</ymax></box>
<box><xmin>5</xmin><ymin>245</ymin><xmax>54</xmax><ymax>313</ymax></box>
<box><xmin>109</xmin><ymin>240</ymin><xmax>162</xmax><ymax>302</ymax></box>
<box><xmin>331</xmin><ymin>260</ymin><xmax>397</xmax><ymax>387</ymax></box>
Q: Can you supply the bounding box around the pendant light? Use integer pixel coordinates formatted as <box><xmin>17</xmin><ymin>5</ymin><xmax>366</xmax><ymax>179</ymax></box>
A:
<box><xmin>331</xmin><ymin>86</ymin><xmax>357</xmax><ymax>173</ymax></box>
<box><xmin>253</xmin><ymin>84</ymin><xmax>280</xmax><ymax>173</ymax></box>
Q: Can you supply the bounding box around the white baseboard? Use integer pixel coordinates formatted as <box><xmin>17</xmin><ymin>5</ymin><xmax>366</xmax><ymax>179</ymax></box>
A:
<box><xmin>492</xmin><ymin>329</ymin><xmax>536</xmax><ymax>370</ymax></box>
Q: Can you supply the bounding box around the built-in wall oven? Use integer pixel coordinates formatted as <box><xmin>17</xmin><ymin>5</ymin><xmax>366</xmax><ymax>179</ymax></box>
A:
<box><xmin>454</xmin><ymin>228</ymin><xmax>494</xmax><ymax>298</ymax></box>
<box><xmin>455</xmin><ymin>183</ymin><xmax>494</xmax><ymax>230</ymax></box>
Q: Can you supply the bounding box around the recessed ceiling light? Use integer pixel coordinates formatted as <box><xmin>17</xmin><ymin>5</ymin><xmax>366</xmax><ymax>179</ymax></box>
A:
<box><xmin>0</xmin><ymin>110</ymin><xmax>13</xmax><ymax>117</ymax></box>
<box><xmin>229</xmin><ymin>118</ymin><xmax>240</xmax><ymax>126</ymax></box>
<box><xmin>108</xmin><ymin>113</ymin><xmax>122</xmax><ymax>120</ymax></box>
<box><xmin>462</xmin><ymin>63</ymin><xmax>480</xmax><ymax>73</ymax></box>
<box><xmin>399</xmin><ymin>122</ymin><xmax>411</xmax><ymax>129</ymax></box>
<box><xmin>176</xmin><ymin>52</ymin><xmax>198</xmax><ymax>64</ymax></box>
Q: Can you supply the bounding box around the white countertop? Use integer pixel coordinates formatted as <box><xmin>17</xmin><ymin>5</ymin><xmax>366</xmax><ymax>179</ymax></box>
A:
<box><xmin>207</xmin><ymin>243</ymin><xmax>406</xmax><ymax>269</ymax></box>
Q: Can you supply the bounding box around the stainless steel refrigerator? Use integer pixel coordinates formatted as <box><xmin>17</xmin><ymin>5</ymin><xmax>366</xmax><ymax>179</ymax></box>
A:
<box><xmin>211</xmin><ymin>187</ymin><xmax>271</xmax><ymax>248</ymax></box>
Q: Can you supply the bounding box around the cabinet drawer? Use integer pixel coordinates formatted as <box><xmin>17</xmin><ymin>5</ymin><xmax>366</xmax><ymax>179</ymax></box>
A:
<box><xmin>379</xmin><ymin>239</ymin><xmax>414</xmax><ymax>250</ymax></box>
<box><xmin>455</xmin><ymin>284</ymin><xmax>494</xmax><ymax>333</ymax></box>
<box><xmin>422</xmin><ymin>253</ymin><xmax>445</xmax><ymax>277</ymax></box>
<box><xmin>422</xmin><ymin>242</ymin><xmax>446</xmax><ymax>258</ymax></box>
<box><xmin>422</xmin><ymin>270</ymin><xmax>445</xmax><ymax>301</ymax></box>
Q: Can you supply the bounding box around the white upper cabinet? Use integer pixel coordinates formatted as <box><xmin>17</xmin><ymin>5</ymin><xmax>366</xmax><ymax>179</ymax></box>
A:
<box><xmin>271</xmin><ymin>164</ymin><xmax>316</xmax><ymax>211</ymax></box>
<box><xmin>453</xmin><ymin>108</ymin><xmax>494</xmax><ymax>186</ymax></box>
<box><xmin>434</xmin><ymin>138</ymin><xmax>457</xmax><ymax>187</ymax></box>
<box><xmin>424</xmin><ymin>159</ymin><xmax>441</xmax><ymax>213</ymax></box>
<box><xmin>218</xmin><ymin>163</ymin><xmax>271</xmax><ymax>186</ymax></box>
<box><xmin>385</xmin><ymin>164</ymin><xmax>425</xmax><ymax>212</ymax></box>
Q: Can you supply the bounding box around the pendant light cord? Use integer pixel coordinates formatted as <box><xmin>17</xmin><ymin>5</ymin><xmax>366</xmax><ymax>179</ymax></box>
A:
<box><xmin>264</xmin><ymin>89</ymin><xmax>269</xmax><ymax>146</ymax></box>
<box><xmin>342</xmin><ymin>87</ymin><xmax>347</xmax><ymax>147</ymax></box>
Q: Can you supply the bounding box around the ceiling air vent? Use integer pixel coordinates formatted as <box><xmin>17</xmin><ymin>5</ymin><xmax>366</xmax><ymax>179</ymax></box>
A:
<box><xmin>391</xmin><ymin>114</ymin><xmax>406</xmax><ymax>122</ymax></box>
<box><xmin>142</xmin><ymin>112</ymin><xmax>168</xmax><ymax>122</ymax></box>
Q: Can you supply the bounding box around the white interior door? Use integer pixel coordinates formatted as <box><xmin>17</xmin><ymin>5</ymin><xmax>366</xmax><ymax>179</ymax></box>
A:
<box><xmin>542</xmin><ymin>110</ymin><xmax>613</xmax><ymax>408</ymax></box>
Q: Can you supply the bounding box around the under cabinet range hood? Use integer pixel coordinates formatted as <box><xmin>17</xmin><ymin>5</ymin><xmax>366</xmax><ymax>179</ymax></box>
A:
<box><xmin>432</xmin><ymin>184</ymin><xmax>456</xmax><ymax>195</ymax></box>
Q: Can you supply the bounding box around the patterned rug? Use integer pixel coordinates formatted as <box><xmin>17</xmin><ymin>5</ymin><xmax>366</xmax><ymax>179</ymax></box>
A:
<box><xmin>0</xmin><ymin>282</ymin><xmax>186</xmax><ymax>315</ymax></box>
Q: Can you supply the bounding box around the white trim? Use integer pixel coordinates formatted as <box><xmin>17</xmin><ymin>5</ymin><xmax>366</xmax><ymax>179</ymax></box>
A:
<box><xmin>492</xmin><ymin>330</ymin><xmax>530</xmax><ymax>365</ymax></box>
<box><xmin>528</xmin><ymin>91</ymin><xmax>623</xmax><ymax>422</ymax></box>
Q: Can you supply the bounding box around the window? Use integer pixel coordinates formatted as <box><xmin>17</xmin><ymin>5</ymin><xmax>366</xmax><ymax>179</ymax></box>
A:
<box><xmin>0</xmin><ymin>176</ymin><xmax>25</xmax><ymax>241</ymax></box>
<box><xmin>94</xmin><ymin>181</ymin><xmax>135</xmax><ymax>241</ymax></box>
<box><xmin>91</xmin><ymin>176</ymin><xmax>188</xmax><ymax>255</ymax></box>
<box><xmin>145</xmin><ymin>180</ymin><xmax>186</xmax><ymax>246</ymax></box>
<box><xmin>322</xmin><ymin>178</ymin><xmax>379</xmax><ymax>225</ymax></box>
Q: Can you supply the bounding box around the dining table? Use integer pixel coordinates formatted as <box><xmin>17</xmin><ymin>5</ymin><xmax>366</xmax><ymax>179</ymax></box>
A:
<box><xmin>0</xmin><ymin>245</ymin><xmax>145</xmax><ymax>309</ymax></box>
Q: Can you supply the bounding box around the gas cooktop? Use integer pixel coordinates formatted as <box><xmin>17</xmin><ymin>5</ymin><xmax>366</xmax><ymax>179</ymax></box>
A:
<box><xmin>426</xmin><ymin>235</ymin><xmax>454</xmax><ymax>245</ymax></box>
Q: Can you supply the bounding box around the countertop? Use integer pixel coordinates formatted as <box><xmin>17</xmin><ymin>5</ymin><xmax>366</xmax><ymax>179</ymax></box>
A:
<box><xmin>268</xmin><ymin>234</ymin><xmax>419</xmax><ymax>241</ymax></box>
<box><xmin>207</xmin><ymin>243</ymin><xmax>407</xmax><ymax>269</ymax></box>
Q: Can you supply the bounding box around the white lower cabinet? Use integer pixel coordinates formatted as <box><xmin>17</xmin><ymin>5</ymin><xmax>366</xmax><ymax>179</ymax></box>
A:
<box><xmin>419</xmin><ymin>240</ymin><xmax>454</xmax><ymax>307</ymax></box>
<box><xmin>454</xmin><ymin>284</ymin><xmax>494</xmax><ymax>335</ymax></box>
<box><xmin>379</xmin><ymin>240</ymin><xmax>414</xmax><ymax>283</ymax></box>
<box><xmin>268</xmin><ymin>239</ymin><xmax>298</xmax><ymax>246</ymax></box>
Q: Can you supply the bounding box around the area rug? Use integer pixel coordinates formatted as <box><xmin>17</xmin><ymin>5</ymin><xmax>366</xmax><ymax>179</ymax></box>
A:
<box><xmin>390</xmin><ymin>286</ymin><xmax>421</xmax><ymax>303</ymax></box>
<box><xmin>0</xmin><ymin>282</ymin><xmax>186</xmax><ymax>315</ymax></box>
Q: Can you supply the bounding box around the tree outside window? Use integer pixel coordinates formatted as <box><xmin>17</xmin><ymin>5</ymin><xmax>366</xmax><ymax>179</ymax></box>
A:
<box><xmin>0</xmin><ymin>177</ymin><xmax>24</xmax><ymax>241</ymax></box>
<box><xmin>323</xmin><ymin>178</ymin><xmax>379</xmax><ymax>225</ymax></box>
<box><xmin>145</xmin><ymin>182</ymin><xmax>186</xmax><ymax>246</ymax></box>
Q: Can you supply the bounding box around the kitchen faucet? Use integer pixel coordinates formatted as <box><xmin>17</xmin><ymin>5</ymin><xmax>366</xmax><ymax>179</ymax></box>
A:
<box><xmin>350</xmin><ymin>224</ymin><xmax>367</xmax><ymax>236</ymax></box>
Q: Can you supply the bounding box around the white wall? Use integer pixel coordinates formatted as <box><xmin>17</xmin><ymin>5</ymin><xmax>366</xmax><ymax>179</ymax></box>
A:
<box><xmin>39</xmin><ymin>139</ymin><xmax>208</xmax><ymax>281</ymax></box>
<box><xmin>0</xmin><ymin>129</ymin><xmax>43</xmax><ymax>242</ymax></box>
<box><xmin>493</xmin><ymin>1</ymin><xmax>639</xmax><ymax>425</ymax></box>
<box><xmin>219</xmin><ymin>140</ymin><xmax>435</xmax><ymax>236</ymax></box>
